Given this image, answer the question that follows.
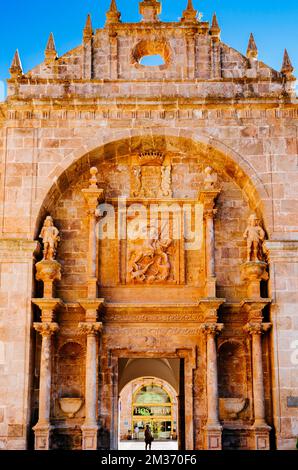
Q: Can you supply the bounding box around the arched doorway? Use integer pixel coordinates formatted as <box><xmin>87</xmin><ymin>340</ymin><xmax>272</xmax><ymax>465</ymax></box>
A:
<box><xmin>118</xmin><ymin>359</ymin><xmax>180</xmax><ymax>450</ymax></box>
<box><xmin>131</xmin><ymin>382</ymin><xmax>176</xmax><ymax>440</ymax></box>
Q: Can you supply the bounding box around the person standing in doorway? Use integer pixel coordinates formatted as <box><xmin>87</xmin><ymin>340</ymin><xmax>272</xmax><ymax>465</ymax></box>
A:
<box><xmin>144</xmin><ymin>424</ymin><xmax>153</xmax><ymax>450</ymax></box>
<box><xmin>134</xmin><ymin>425</ymin><xmax>139</xmax><ymax>440</ymax></box>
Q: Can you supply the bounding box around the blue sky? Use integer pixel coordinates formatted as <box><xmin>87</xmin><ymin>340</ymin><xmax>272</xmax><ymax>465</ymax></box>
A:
<box><xmin>0</xmin><ymin>0</ymin><xmax>297</xmax><ymax>99</ymax></box>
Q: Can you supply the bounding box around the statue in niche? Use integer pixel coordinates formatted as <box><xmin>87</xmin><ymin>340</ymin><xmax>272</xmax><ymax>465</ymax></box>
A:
<box><xmin>203</xmin><ymin>166</ymin><xmax>218</xmax><ymax>190</ymax></box>
<box><xmin>160</xmin><ymin>165</ymin><xmax>173</xmax><ymax>197</ymax></box>
<box><xmin>131</xmin><ymin>166</ymin><xmax>142</xmax><ymax>197</ymax></box>
<box><xmin>128</xmin><ymin>227</ymin><xmax>172</xmax><ymax>283</ymax></box>
<box><xmin>243</xmin><ymin>214</ymin><xmax>266</xmax><ymax>262</ymax></box>
<box><xmin>39</xmin><ymin>216</ymin><xmax>60</xmax><ymax>261</ymax></box>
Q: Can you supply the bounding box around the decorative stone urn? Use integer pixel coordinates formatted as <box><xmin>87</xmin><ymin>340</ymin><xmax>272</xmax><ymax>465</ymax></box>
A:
<box><xmin>241</xmin><ymin>261</ymin><xmax>268</xmax><ymax>298</ymax></box>
<box><xmin>219</xmin><ymin>398</ymin><xmax>248</xmax><ymax>420</ymax></box>
<box><xmin>59</xmin><ymin>398</ymin><xmax>84</xmax><ymax>418</ymax></box>
<box><xmin>35</xmin><ymin>259</ymin><xmax>62</xmax><ymax>298</ymax></box>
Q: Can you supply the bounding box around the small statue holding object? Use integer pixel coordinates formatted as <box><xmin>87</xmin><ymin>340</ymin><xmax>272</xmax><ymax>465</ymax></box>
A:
<box><xmin>243</xmin><ymin>214</ymin><xmax>266</xmax><ymax>262</ymax></box>
<box><xmin>39</xmin><ymin>216</ymin><xmax>60</xmax><ymax>261</ymax></box>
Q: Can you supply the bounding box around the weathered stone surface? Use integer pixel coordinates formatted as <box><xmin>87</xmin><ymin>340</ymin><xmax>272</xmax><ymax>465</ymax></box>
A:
<box><xmin>0</xmin><ymin>0</ymin><xmax>297</xmax><ymax>451</ymax></box>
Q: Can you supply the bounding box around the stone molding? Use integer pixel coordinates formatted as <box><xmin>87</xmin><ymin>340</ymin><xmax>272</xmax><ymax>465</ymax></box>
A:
<box><xmin>0</xmin><ymin>239</ymin><xmax>38</xmax><ymax>260</ymax></box>
<box><xmin>265</xmin><ymin>240</ymin><xmax>298</xmax><ymax>262</ymax></box>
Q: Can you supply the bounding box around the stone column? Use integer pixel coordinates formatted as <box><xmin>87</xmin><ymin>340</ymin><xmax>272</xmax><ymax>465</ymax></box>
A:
<box><xmin>199</xmin><ymin>182</ymin><xmax>221</xmax><ymax>298</ymax></box>
<box><xmin>32</xmin><ymin>322</ymin><xmax>59</xmax><ymax>450</ymax></box>
<box><xmin>81</xmin><ymin>167</ymin><xmax>105</xmax><ymax>299</ymax></box>
<box><xmin>243</xmin><ymin>322</ymin><xmax>272</xmax><ymax>449</ymax></box>
<box><xmin>78</xmin><ymin>299</ymin><xmax>104</xmax><ymax>450</ymax></box>
<box><xmin>201</xmin><ymin>322</ymin><xmax>224</xmax><ymax>450</ymax></box>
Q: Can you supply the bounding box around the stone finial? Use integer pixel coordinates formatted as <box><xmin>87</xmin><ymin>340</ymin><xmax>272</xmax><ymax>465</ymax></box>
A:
<box><xmin>10</xmin><ymin>50</ymin><xmax>23</xmax><ymax>78</ymax></box>
<box><xmin>139</xmin><ymin>0</ymin><xmax>161</xmax><ymax>23</ymax></box>
<box><xmin>210</xmin><ymin>13</ymin><xmax>221</xmax><ymax>40</ymax></box>
<box><xmin>83</xmin><ymin>14</ymin><xmax>93</xmax><ymax>42</ymax></box>
<box><xmin>203</xmin><ymin>166</ymin><xmax>218</xmax><ymax>190</ymax></box>
<box><xmin>89</xmin><ymin>167</ymin><xmax>99</xmax><ymax>188</ymax></box>
<box><xmin>281</xmin><ymin>48</ymin><xmax>294</xmax><ymax>77</ymax></box>
<box><xmin>106</xmin><ymin>0</ymin><xmax>121</xmax><ymax>25</ymax></box>
<box><xmin>181</xmin><ymin>0</ymin><xmax>198</xmax><ymax>24</ymax></box>
<box><xmin>243</xmin><ymin>214</ymin><xmax>266</xmax><ymax>262</ymax></box>
<box><xmin>246</xmin><ymin>33</ymin><xmax>258</xmax><ymax>60</ymax></box>
<box><xmin>39</xmin><ymin>216</ymin><xmax>60</xmax><ymax>261</ymax></box>
<box><xmin>45</xmin><ymin>33</ymin><xmax>58</xmax><ymax>63</ymax></box>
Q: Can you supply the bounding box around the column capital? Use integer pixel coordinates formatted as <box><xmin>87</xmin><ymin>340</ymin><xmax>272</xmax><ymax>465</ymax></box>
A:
<box><xmin>240</xmin><ymin>299</ymin><xmax>271</xmax><ymax>322</ymax></box>
<box><xmin>82</xmin><ymin>188</ymin><xmax>105</xmax><ymax>213</ymax></box>
<box><xmin>201</xmin><ymin>323</ymin><xmax>224</xmax><ymax>337</ymax></box>
<box><xmin>78</xmin><ymin>322</ymin><xmax>103</xmax><ymax>336</ymax></box>
<box><xmin>32</xmin><ymin>298</ymin><xmax>63</xmax><ymax>322</ymax></box>
<box><xmin>198</xmin><ymin>299</ymin><xmax>225</xmax><ymax>322</ymax></box>
<box><xmin>33</xmin><ymin>322</ymin><xmax>59</xmax><ymax>337</ymax></box>
<box><xmin>79</xmin><ymin>298</ymin><xmax>105</xmax><ymax>322</ymax></box>
<box><xmin>243</xmin><ymin>322</ymin><xmax>272</xmax><ymax>336</ymax></box>
<box><xmin>199</xmin><ymin>190</ymin><xmax>221</xmax><ymax>214</ymax></box>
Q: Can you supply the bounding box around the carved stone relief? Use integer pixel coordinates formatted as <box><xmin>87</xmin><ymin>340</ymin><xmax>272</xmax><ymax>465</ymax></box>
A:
<box><xmin>127</xmin><ymin>231</ymin><xmax>173</xmax><ymax>283</ymax></box>
<box><xmin>130</xmin><ymin>152</ymin><xmax>172</xmax><ymax>198</ymax></box>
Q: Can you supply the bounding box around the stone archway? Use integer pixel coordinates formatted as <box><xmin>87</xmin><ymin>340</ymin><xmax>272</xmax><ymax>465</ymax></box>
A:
<box><xmin>34</xmin><ymin>132</ymin><xmax>271</xmax><ymax>238</ymax></box>
<box><xmin>31</xmin><ymin>131</ymin><xmax>273</xmax><ymax>451</ymax></box>
<box><xmin>118</xmin><ymin>374</ymin><xmax>179</xmax><ymax>449</ymax></box>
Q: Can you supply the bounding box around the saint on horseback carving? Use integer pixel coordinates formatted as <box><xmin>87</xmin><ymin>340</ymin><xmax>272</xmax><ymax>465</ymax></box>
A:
<box><xmin>128</xmin><ymin>226</ymin><xmax>172</xmax><ymax>283</ymax></box>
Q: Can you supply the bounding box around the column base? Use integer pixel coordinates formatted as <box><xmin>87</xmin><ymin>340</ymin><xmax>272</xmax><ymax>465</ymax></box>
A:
<box><xmin>33</xmin><ymin>423</ymin><xmax>53</xmax><ymax>450</ymax></box>
<box><xmin>204</xmin><ymin>424</ymin><xmax>222</xmax><ymax>450</ymax></box>
<box><xmin>253</xmin><ymin>424</ymin><xmax>271</xmax><ymax>450</ymax></box>
<box><xmin>81</xmin><ymin>424</ymin><xmax>98</xmax><ymax>450</ymax></box>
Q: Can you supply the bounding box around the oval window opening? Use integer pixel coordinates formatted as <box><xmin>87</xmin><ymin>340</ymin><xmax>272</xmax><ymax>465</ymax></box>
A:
<box><xmin>139</xmin><ymin>54</ymin><xmax>165</xmax><ymax>66</ymax></box>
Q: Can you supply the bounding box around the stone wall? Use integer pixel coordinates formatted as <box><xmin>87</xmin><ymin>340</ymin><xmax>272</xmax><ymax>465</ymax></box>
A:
<box><xmin>0</xmin><ymin>2</ymin><xmax>297</xmax><ymax>450</ymax></box>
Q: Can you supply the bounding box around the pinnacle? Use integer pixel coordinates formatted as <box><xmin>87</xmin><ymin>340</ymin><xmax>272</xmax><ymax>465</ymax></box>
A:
<box><xmin>83</xmin><ymin>14</ymin><xmax>93</xmax><ymax>41</ymax></box>
<box><xmin>212</xmin><ymin>13</ymin><xmax>219</xmax><ymax>30</ymax></box>
<box><xmin>85</xmin><ymin>14</ymin><xmax>92</xmax><ymax>31</ymax></box>
<box><xmin>45</xmin><ymin>32</ymin><xmax>57</xmax><ymax>63</ymax></box>
<box><xmin>246</xmin><ymin>33</ymin><xmax>258</xmax><ymax>60</ymax></box>
<box><xmin>186</xmin><ymin>0</ymin><xmax>196</xmax><ymax>11</ymax></box>
<box><xmin>10</xmin><ymin>49</ymin><xmax>23</xmax><ymax>76</ymax></box>
<box><xmin>46</xmin><ymin>32</ymin><xmax>56</xmax><ymax>52</ymax></box>
<box><xmin>210</xmin><ymin>12</ymin><xmax>220</xmax><ymax>39</ymax></box>
<box><xmin>110</xmin><ymin>0</ymin><xmax>119</xmax><ymax>13</ymax></box>
<box><xmin>181</xmin><ymin>0</ymin><xmax>198</xmax><ymax>23</ymax></box>
<box><xmin>106</xmin><ymin>0</ymin><xmax>121</xmax><ymax>24</ymax></box>
<box><xmin>281</xmin><ymin>48</ymin><xmax>294</xmax><ymax>75</ymax></box>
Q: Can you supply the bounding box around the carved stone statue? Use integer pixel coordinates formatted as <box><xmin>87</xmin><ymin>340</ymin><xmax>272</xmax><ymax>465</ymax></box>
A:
<box><xmin>203</xmin><ymin>166</ymin><xmax>218</xmax><ymax>190</ymax></box>
<box><xmin>243</xmin><ymin>214</ymin><xmax>266</xmax><ymax>262</ymax></box>
<box><xmin>160</xmin><ymin>165</ymin><xmax>173</xmax><ymax>197</ymax></box>
<box><xmin>39</xmin><ymin>216</ymin><xmax>60</xmax><ymax>261</ymax></box>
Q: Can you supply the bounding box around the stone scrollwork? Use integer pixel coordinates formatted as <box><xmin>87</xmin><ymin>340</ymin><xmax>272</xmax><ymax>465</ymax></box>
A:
<box><xmin>160</xmin><ymin>165</ymin><xmax>173</xmax><ymax>197</ymax></box>
<box><xmin>131</xmin><ymin>165</ymin><xmax>142</xmax><ymax>197</ymax></box>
